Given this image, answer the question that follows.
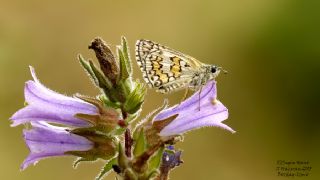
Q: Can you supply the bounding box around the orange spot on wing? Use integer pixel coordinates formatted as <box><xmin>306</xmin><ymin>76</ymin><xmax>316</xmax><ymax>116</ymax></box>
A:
<box><xmin>159</xmin><ymin>73</ymin><xmax>169</xmax><ymax>83</ymax></box>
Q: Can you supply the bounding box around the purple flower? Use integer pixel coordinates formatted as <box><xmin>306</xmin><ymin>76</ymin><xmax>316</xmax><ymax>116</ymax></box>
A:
<box><xmin>21</xmin><ymin>122</ymin><xmax>93</xmax><ymax>170</ymax></box>
<box><xmin>154</xmin><ymin>81</ymin><xmax>235</xmax><ymax>136</ymax></box>
<box><xmin>158</xmin><ymin>146</ymin><xmax>183</xmax><ymax>179</ymax></box>
<box><xmin>10</xmin><ymin>66</ymin><xmax>98</xmax><ymax>127</ymax></box>
<box><xmin>161</xmin><ymin>146</ymin><xmax>183</xmax><ymax>171</ymax></box>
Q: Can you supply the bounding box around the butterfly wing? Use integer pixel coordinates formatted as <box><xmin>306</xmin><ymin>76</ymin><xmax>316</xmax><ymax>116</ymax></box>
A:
<box><xmin>135</xmin><ymin>39</ymin><xmax>203</xmax><ymax>93</ymax></box>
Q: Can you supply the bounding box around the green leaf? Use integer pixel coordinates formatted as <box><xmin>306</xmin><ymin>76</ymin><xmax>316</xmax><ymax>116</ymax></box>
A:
<box><xmin>78</xmin><ymin>54</ymin><xmax>99</xmax><ymax>87</ymax></box>
<box><xmin>123</xmin><ymin>81</ymin><xmax>146</xmax><ymax>114</ymax></box>
<box><xmin>73</xmin><ymin>157</ymin><xmax>97</xmax><ymax>169</ymax></box>
<box><xmin>98</xmin><ymin>94</ymin><xmax>121</xmax><ymax>109</ymax></box>
<box><xmin>121</xmin><ymin>36</ymin><xmax>132</xmax><ymax>75</ymax></box>
<box><xmin>117</xmin><ymin>48</ymin><xmax>130</xmax><ymax>81</ymax></box>
<box><xmin>89</xmin><ymin>60</ymin><xmax>113</xmax><ymax>90</ymax></box>
<box><xmin>133</xmin><ymin>128</ymin><xmax>146</xmax><ymax>157</ymax></box>
<box><xmin>88</xmin><ymin>60</ymin><xmax>120</xmax><ymax>102</ymax></box>
<box><xmin>148</xmin><ymin>146</ymin><xmax>164</xmax><ymax>171</ymax></box>
<box><xmin>117</xmin><ymin>79</ymin><xmax>132</xmax><ymax>98</ymax></box>
<box><xmin>95</xmin><ymin>157</ymin><xmax>118</xmax><ymax>180</ymax></box>
<box><xmin>118</xmin><ymin>143</ymin><xmax>129</xmax><ymax>170</ymax></box>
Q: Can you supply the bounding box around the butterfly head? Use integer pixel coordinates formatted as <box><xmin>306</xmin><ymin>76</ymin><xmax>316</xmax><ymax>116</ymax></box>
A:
<box><xmin>210</xmin><ymin>65</ymin><xmax>227</xmax><ymax>79</ymax></box>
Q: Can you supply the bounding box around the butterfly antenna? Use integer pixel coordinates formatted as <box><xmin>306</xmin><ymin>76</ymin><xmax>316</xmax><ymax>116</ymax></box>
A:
<box><xmin>222</xmin><ymin>69</ymin><xmax>228</xmax><ymax>74</ymax></box>
<box><xmin>218</xmin><ymin>67</ymin><xmax>228</xmax><ymax>74</ymax></box>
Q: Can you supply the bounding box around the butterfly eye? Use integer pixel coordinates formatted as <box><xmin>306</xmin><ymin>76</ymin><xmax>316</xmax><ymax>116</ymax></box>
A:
<box><xmin>211</xmin><ymin>67</ymin><xmax>217</xmax><ymax>73</ymax></box>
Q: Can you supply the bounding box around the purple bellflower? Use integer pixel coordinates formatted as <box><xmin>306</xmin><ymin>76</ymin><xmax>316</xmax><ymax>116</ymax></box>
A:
<box><xmin>154</xmin><ymin>80</ymin><xmax>235</xmax><ymax>136</ymax></box>
<box><xmin>21</xmin><ymin>122</ymin><xmax>93</xmax><ymax>170</ymax></box>
<box><xmin>9</xmin><ymin>67</ymin><xmax>113</xmax><ymax>170</ymax></box>
<box><xmin>10</xmin><ymin>66</ymin><xmax>98</xmax><ymax>127</ymax></box>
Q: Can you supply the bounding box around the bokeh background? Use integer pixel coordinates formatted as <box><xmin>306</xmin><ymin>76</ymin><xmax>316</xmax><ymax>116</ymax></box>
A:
<box><xmin>1</xmin><ymin>0</ymin><xmax>319</xmax><ymax>179</ymax></box>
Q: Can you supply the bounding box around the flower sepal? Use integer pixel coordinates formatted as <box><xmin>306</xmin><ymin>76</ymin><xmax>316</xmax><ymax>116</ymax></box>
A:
<box><xmin>144</xmin><ymin>114</ymin><xmax>179</xmax><ymax>147</ymax></box>
<box><xmin>144</xmin><ymin>146</ymin><xmax>164</xmax><ymax>178</ymax></box>
<box><xmin>96</xmin><ymin>156</ymin><xmax>118</xmax><ymax>180</ymax></box>
<box><xmin>65</xmin><ymin>132</ymin><xmax>117</xmax><ymax>161</ymax></box>
<box><xmin>133</xmin><ymin>127</ymin><xmax>147</xmax><ymax>157</ymax></box>
<box><xmin>74</xmin><ymin>95</ymin><xmax>120</xmax><ymax>133</ymax></box>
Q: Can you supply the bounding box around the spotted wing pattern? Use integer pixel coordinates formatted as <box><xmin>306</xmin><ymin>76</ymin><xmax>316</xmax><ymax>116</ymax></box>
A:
<box><xmin>135</xmin><ymin>39</ymin><xmax>203</xmax><ymax>93</ymax></box>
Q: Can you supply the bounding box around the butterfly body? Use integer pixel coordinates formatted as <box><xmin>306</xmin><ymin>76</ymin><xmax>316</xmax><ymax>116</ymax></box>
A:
<box><xmin>135</xmin><ymin>39</ymin><xmax>221</xmax><ymax>93</ymax></box>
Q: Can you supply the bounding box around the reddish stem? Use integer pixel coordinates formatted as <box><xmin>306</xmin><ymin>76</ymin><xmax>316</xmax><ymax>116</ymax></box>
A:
<box><xmin>125</xmin><ymin>128</ymin><xmax>133</xmax><ymax>158</ymax></box>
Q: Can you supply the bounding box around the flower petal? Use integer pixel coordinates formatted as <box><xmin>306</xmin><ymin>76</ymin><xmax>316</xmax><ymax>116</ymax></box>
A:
<box><xmin>159</xmin><ymin>100</ymin><xmax>235</xmax><ymax>136</ymax></box>
<box><xmin>11</xmin><ymin>105</ymin><xmax>90</xmax><ymax>127</ymax></box>
<box><xmin>21</xmin><ymin>152</ymin><xmax>63</xmax><ymax>171</ymax></box>
<box><xmin>27</xmin><ymin>66</ymin><xmax>97</xmax><ymax>113</ymax></box>
<box><xmin>21</xmin><ymin>122</ymin><xmax>93</xmax><ymax>170</ymax></box>
<box><xmin>153</xmin><ymin>80</ymin><xmax>235</xmax><ymax>136</ymax></box>
<box><xmin>24</xmin><ymin>80</ymin><xmax>97</xmax><ymax>114</ymax></box>
<box><xmin>154</xmin><ymin>81</ymin><xmax>216</xmax><ymax>121</ymax></box>
<box><xmin>10</xmin><ymin>66</ymin><xmax>98</xmax><ymax>127</ymax></box>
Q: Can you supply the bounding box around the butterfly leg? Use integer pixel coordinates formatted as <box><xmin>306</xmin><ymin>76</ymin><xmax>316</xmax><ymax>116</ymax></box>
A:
<box><xmin>194</xmin><ymin>77</ymin><xmax>204</xmax><ymax>111</ymax></box>
<box><xmin>198</xmin><ymin>86</ymin><xmax>203</xmax><ymax>111</ymax></box>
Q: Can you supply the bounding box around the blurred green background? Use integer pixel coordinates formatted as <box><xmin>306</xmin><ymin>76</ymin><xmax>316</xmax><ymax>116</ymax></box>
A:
<box><xmin>1</xmin><ymin>0</ymin><xmax>319</xmax><ymax>179</ymax></box>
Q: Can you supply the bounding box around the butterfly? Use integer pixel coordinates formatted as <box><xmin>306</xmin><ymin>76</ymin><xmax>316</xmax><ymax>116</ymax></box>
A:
<box><xmin>135</xmin><ymin>39</ymin><xmax>224</xmax><ymax>94</ymax></box>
